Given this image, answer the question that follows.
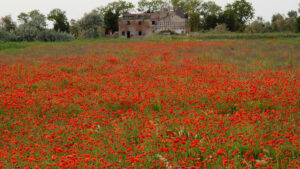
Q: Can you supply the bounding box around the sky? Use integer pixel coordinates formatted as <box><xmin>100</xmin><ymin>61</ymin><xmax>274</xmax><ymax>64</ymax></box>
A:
<box><xmin>0</xmin><ymin>0</ymin><xmax>299</xmax><ymax>25</ymax></box>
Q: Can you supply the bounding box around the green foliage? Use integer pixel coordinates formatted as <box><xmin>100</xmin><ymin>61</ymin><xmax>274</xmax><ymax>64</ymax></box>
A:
<box><xmin>16</xmin><ymin>10</ymin><xmax>47</xmax><ymax>41</ymax></box>
<box><xmin>0</xmin><ymin>15</ymin><xmax>17</xmax><ymax>32</ymax></box>
<box><xmin>200</xmin><ymin>1</ymin><xmax>222</xmax><ymax>16</ymax></box>
<box><xmin>0</xmin><ymin>29</ymin><xmax>17</xmax><ymax>42</ymax></box>
<box><xmin>189</xmin><ymin>13</ymin><xmax>201</xmax><ymax>32</ymax></box>
<box><xmin>171</xmin><ymin>0</ymin><xmax>203</xmax><ymax>15</ymax></box>
<box><xmin>98</xmin><ymin>0</ymin><xmax>135</xmax><ymax>35</ymax></box>
<box><xmin>26</xmin><ymin>10</ymin><xmax>47</xmax><ymax>31</ymax></box>
<box><xmin>203</xmin><ymin>14</ymin><xmax>218</xmax><ymax>30</ymax></box>
<box><xmin>0</xmin><ymin>40</ymin><xmax>45</xmax><ymax>51</ymax></box>
<box><xmin>296</xmin><ymin>17</ymin><xmax>300</xmax><ymax>33</ymax></box>
<box><xmin>104</xmin><ymin>9</ymin><xmax>119</xmax><ymax>34</ymax></box>
<box><xmin>18</xmin><ymin>12</ymin><xmax>30</xmax><ymax>24</ymax></box>
<box><xmin>218</xmin><ymin>9</ymin><xmax>241</xmax><ymax>32</ymax></box>
<box><xmin>158</xmin><ymin>30</ymin><xmax>179</xmax><ymax>35</ymax></box>
<box><xmin>16</xmin><ymin>24</ymin><xmax>41</xmax><ymax>41</ymax></box>
<box><xmin>78</xmin><ymin>11</ymin><xmax>103</xmax><ymax>39</ymax></box>
<box><xmin>287</xmin><ymin>10</ymin><xmax>297</xmax><ymax>19</ymax></box>
<box><xmin>210</xmin><ymin>24</ymin><xmax>229</xmax><ymax>33</ymax></box>
<box><xmin>271</xmin><ymin>13</ymin><xmax>296</xmax><ymax>32</ymax></box>
<box><xmin>69</xmin><ymin>19</ymin><xmax>80</xmax><ymax>38</ymax></box>
<box><xmin>47</xmin><ymin>9</ymin><xmax>70</xmax><ymax>32</ymax></box>
<box><xmin>37</xmin><ymin>30</ymin><xmax>75</xmax><ymax>42</ymax></box>
<box><xmin>14</xmin><ymin>10</ymin><xmax>74</xmax><ymax>42</ymax></box>
<box><xmin>137</xmin><ymin>0</ymin><xmax>170</xmax><ymax>13</ymax></box>
<box><xmin>245</xmin><ymin>17</ymin><xmax>269</xmax><ymax>33</ymax></box>
<box><xmin>225</xmin><ymin>0</ymin><xmax>254</xmax><ymax>28</ymax></box>
<box><xmin>99</xmin><ymin>0</ymin><xmax>135</xmax><ymax>15</ymax></box>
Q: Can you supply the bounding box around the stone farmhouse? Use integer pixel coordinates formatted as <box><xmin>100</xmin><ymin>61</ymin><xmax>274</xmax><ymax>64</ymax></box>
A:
<box><xmin>118</xmin><ymin>8</ymin><xmax>188</xmax><ymax>38</ymax></box>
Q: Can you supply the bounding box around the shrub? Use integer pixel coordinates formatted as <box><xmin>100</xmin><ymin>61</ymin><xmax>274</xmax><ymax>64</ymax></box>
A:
<box><xmin>245</xmin><ymin>21</ymin><xmax>267</xmax><ymax>33</ymax></box>
<box><xmin>210</xmin><ymin>24</ymin><xmax>229</xmax><ymax>33</ymax></box>
<box><xmin>158</xmin><ymin>30</ymin><xmax>179</xmax><ymax>35</ymax></box>
<box><xmin>16</xmin><ymin>24</ymin><xmax>41</xmax><ymax>41</ymax></box>
<box><xmin>37</xmin><ymin>30</ymin><xmax>75</xmax><ymax>42</ymax></box>
<box><xmin>0</xmin><ymin>29</ymin><xmax>17</xmax><ymax>42</ymax></box>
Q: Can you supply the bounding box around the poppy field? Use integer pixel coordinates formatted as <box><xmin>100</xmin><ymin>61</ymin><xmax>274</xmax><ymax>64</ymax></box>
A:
<box><xmin>0</xmin><ymin>40</ymin><xmax>299</xmax><ymax>168</ymax></box>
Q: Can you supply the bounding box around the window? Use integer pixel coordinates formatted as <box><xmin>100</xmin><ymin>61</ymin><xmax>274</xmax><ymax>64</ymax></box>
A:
<box><xmin>138</xmin><ymin>21</ymin><xmax>142</xmax><ymax>25</ymax></box>
<box><xmin>152</xmin><ymin>21</ymin><xmax>156</xmax><ymax>25</ymax></box>
<box><xmin>127</xmin><ymin>21</ymin><xmax>130</xmax><ymax>25</ymax></box>
<box><xmin>122</xmin><ymin>31</ymin><xmax>125</xmax><ymax>36</ymax></box>
<box><xmin>139</xmin><ymin>31</ymin><xmax>142</xmax><ymax>36</ymax></box>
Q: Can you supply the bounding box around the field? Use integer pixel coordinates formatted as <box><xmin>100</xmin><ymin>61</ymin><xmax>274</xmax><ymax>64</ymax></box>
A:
<box><xmin>0</xmin><ymin>39</ymin><xmax>299</xmax><ymax>168</ymax></box>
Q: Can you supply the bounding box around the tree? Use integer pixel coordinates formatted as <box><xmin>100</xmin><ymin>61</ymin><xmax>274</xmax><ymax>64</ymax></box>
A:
<box><xmin>225</xmin><ymin>0</ymin><xmax>254</xmax><ymax>26</ymax></box>
<box><xmin>287</xmin><ymin>10</ymin><xmax>297</xmax><ymax>19</ymax></box>
<box><xmin>271</xmin><ymin>13</ymin><xmax>286</xmax><ymax>32</ymax></box>
<box><xmin>200</xmin><ymin>1</ymin><xmax>222</xmax><ymax>30</ymax></box>
<box><xmin>245</xmin><ymin>17</ymin><xmax>268</xmax><ymax>33</ymax></box>
<box><xmin>171</xmin><ymin>0</ymin><xmax>203</xmax><ymax>15</ymax></box>
<box><xmin>100</xmin><ymin>0</ymin><xmax>135</xmax><ymax>15</ymax></box>
<box><xmin>200</xmin><ymin>1</ymin><xmax>222</xmax><ymax>17</ymax></box>
<box><xmin>26</xmin><ymin>10</ymin><xmax>47</xmax><ymax>31</ymax></box>
<box><xmin>69</xmin><ymin>19</ymin><xmax>80</xmax><ymax>38</ymax></box>
<box><xmin>18</xmin><ymin>12</ymin><xmax>30</xmax><ymax>24</ymax></box>
<box><xmin>48</xmin><ymin>9</ymin><xmax>70</xmax><ymax>32</ymax></box>
<box><xmin>138</xmin><ymin>0</ymin><xmax>170</xmax><ymax>13</ymax></box>
<box><xmin>218</xmin><ymin>9</ymin><xmax>240</xmax><ymax>32</ymax></box>
<box><xmin>0</xmin><ymin>15</ymin><xmax>17</xmax><ymax>32</ymax></box>
<box><xmin>203</xmin><ymin>14</ymin><xmax>218</xmax><ymax>30</ymax></box>
<box><xmin>78</xmin><ymin>11</ymin><xmax>103</xmax><ymax>38</ymax></box>
<box><xmin>285</xmin><ymin>17</ymin><xmax>296</xmax><ymax>32</ymax></box>
<box><xmin>296</xmin><ymin>17</ymin><xmax>300</xmax><ymax>33</ymax></box>
<box><xmin>16</xmin><ymin>10</ymin><xmax>47</xmax><ymax>41</ymax></box>
<box><xmin>104</xmin><ymin>9</ymin><xmax>119</xmax><ymax>34</ymax></box>
<box><xmin>189</xmin><ymin>12</ymin><xmax>201</xmax><ymax>32</ymax></box>
<box><xmin>99</xmin><ymin>0</ymin><xmax>135</xmax><ymax>34</ymax></box>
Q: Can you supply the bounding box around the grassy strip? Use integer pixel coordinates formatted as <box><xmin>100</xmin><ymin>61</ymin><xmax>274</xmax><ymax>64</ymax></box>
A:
<box><xmin>145</xmin><ymin>33</ymin><xmax>300</xmax><ymax>41</ymax></box>
<box><xmin>1</xmin><ymin>33</ymin><xmax>299</xmax><ymax>51</ymax></box>
<box><xmin>0</xmin><ymin>41</ymin><xmax>45</xmax><ymax>51</ymax></box>
<box><xmin>177</xmin><ymin>33</ymin><xmax>300</xmax><ymax>40</ymax></box>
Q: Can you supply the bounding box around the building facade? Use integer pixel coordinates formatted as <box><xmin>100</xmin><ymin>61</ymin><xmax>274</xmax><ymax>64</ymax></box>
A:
<box><xmin>118</xmin><ymin>8</ymin><xmax>188</xmax><ymax>38</ymax></box>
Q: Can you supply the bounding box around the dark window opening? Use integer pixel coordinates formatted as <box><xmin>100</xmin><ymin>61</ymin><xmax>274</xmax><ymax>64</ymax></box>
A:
<box><xmin>127</xmin><ymin>21</ymin><xmax>130</xmax><ymax>25</ymax></box>
<box><xmin>127</xmin><ymin>31</ymin><xmax>131</xmax><ymax>38</ymax></box>
<box><xmin>152</xmin><ymin>21</ymin><xmax>156</xmax><ymax>25</ymax></box>
<box><xmin>139</xmin><ymin>31</ymin><xmax>142</xmax><ymax>36</ymax></box>
<box><xmin>122</xmin><ymin>31</ymin><xmax>125</xmax><ymax>36</ymax></box>
<box><xmin>139</xmin><ymin>21</ymin><xmax>142</xmax><ymax>25</ymax></box>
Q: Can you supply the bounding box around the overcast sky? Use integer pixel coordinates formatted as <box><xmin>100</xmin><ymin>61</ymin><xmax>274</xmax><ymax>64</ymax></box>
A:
<box><xmin>0</xmin><ymin>0</ymin><xmax>299</xmax><ymax>25</ymax></box>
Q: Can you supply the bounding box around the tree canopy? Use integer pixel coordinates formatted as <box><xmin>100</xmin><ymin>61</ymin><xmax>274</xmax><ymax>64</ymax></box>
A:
<box><xmin>100</xmin><ymin>0</ymin><xmax>135</xmax><ymax>15</ymax></box>
<box><xmin>0</xmin><ymin>15</ymin><xmax>16</xmax><ymax>32</ymax></box>
<box><xmin>48</xmin><ymin>9</ymin><xmax>70</xmax><ymax>32</ymax></box>
<box><xmin>200</xmin><ymin>1</ymin><xmax>222</xmax><ymax>17</ymax></box>
<box><xmin>137</xmin><ymin>0</ymin><xmax>169</xmax><ymax>13</ymax></box>
<box><xmin>171</xmin><ymin>0</ymin><xmax>203</xmax><ymax>15</ymax></box>
<box><xmin>225</xmin><ymin>0</ymin><xmax>254</xmax><ymax>25</ymax></box>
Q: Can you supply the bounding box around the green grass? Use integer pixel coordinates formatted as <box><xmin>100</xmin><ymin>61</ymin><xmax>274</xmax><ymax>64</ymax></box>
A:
<box><xmin>187</xmin><ymin>32</ymin><xmax>300</xmax><ymax>40</ymax></box>
<box><xmin>1</xmin><ymin>32</ymin><xmax>299</xmax><ymax>51</ymax></box>
<box><xmin>0</xmin><ymin>41</ymin><xmax>45</xmax><ymax>51</ymax></box>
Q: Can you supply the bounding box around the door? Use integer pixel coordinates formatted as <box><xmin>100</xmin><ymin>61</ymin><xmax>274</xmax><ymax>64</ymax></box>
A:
<box><xmin>127</xmin><ymin>31</ymin><xmax>131</xmax><ymax>39</ymax></box>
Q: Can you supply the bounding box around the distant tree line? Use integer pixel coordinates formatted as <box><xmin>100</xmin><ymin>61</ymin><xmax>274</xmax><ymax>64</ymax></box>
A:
<box><xmin>1</xmin><ymin>0</ymin><xmax>300</xmax><ymax>42</ymax></box>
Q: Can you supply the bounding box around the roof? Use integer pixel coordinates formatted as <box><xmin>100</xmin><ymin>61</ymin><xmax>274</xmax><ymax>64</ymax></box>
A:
<box><xmin>121</xmin><ymin>9</ymin><xmax>185</xmax><ymax>20</ymax></box>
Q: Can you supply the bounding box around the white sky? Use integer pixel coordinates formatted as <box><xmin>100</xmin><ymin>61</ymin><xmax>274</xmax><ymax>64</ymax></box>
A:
<box><xmin>0</xmin><ymin>0</ymin><xmax>299</xmax><ymax>25</ymax></box>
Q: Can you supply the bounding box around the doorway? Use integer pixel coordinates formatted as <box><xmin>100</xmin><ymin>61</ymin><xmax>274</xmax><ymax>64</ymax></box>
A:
<box><xmin>127</xmin><ymin>31</ymin><xmax>131</xmax><ymax>39</ymax></box>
